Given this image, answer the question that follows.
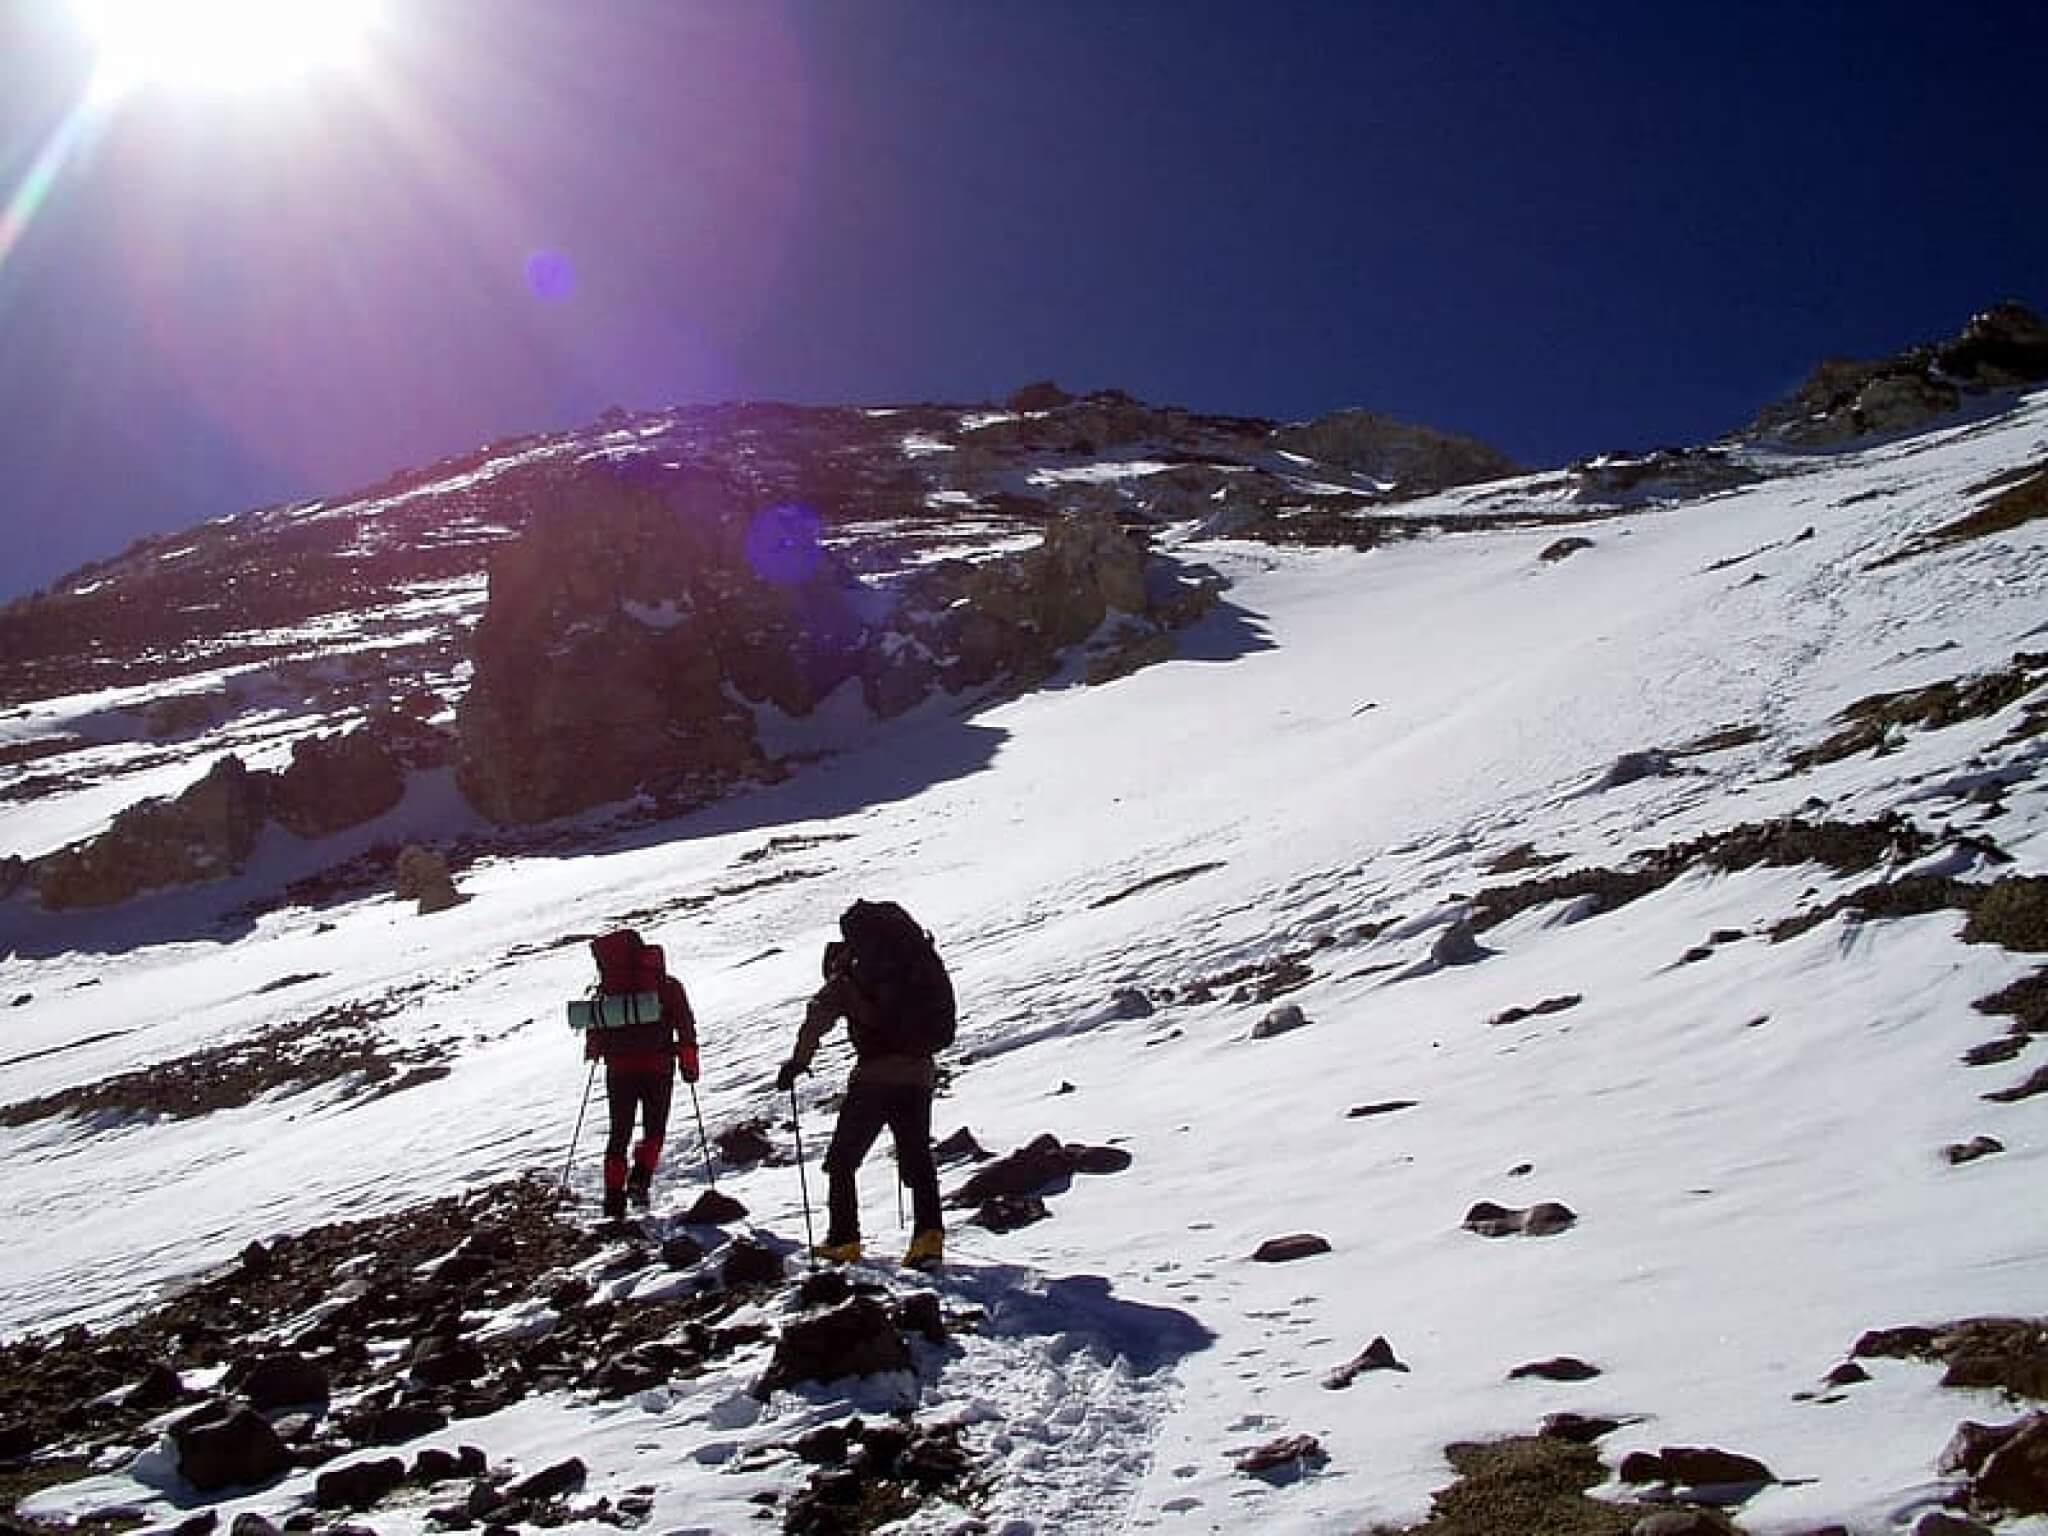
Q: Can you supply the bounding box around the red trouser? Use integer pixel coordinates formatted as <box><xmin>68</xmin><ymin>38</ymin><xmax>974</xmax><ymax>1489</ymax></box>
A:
<box><xmin>602</xmin><ymin>1065</ymin><xmax>673</xmax><ymax>1190</ymax></box>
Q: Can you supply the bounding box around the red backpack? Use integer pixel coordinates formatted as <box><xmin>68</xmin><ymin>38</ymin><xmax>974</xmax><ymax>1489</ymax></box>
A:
<box><xmin>592</xmin><ymin>929</ymin><xmax>667</xmax><ymax>993</ymax></box>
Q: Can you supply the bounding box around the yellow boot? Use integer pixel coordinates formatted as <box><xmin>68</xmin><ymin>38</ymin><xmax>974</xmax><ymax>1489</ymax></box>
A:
<box><xmin>814</xmin><ymin>1238</ymin><xmax>863</xmax><ymax>1264</ymax></box>
<box><xmin>902</xmin><ymin>1228</ymin><xmax>944</xmax><ymax>1270</ymax></box>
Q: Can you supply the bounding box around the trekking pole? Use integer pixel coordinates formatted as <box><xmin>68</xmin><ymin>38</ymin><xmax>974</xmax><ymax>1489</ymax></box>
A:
<box><xmin>557</xmin><ymin>1059</ymin><xmax>599</xmax><ymax>1199</ymax></box>
<box><xmin>789</xmin><ymin>1085</ymin><xmax>816</xmax><ymax>1260</ymax></box>
<box><xmin>688</xmin><ymin>1079</ymin><xmax>717</xmax><ymax>1191</ymax></box>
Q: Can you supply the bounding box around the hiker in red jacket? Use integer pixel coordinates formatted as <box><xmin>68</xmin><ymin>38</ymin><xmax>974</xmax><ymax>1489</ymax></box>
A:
<box><xmin>586</xmin><ymin>930</ymin><xmax>700</xmax><ymax>1221</ymax></box>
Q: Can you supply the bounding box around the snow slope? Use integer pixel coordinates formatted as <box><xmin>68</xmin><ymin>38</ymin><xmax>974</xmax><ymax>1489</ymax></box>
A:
<box><xmin>4</xmin><ymin>390</ymin><xmax>2048</xmax><ymax>1533</ymax></box>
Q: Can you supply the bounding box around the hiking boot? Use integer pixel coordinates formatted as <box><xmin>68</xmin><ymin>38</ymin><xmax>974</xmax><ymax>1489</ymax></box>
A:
<box><xmin>602</xmin><ymin>1185</ymin><xmax>628</xmax><ymax>1222</ymax></box>
<box><xmin>814</xmin><ymin>1238</ymin><xmax>863</xmax><ymax>1264</ymax></box>
<box><xmin>902</xmin><ymin>1228</ymin><xmax>944</xmax><ymax>1270</ymax></box>
<box><xmin>626</xmin><ymin>1165</ymin><xmax>652</xmax><ymax>1210</ymax></box>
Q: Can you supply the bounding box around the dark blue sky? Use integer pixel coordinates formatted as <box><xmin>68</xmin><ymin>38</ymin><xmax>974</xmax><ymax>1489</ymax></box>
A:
<box><xmin>2</xmin><ymin>1</ymin><xmax>2044</xmax><ymax>599</ymax></box>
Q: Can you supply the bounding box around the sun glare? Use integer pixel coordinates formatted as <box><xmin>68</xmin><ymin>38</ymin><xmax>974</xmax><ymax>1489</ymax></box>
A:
<box><xmin>77</xmin><ymin>0</ymin><xmax>383</xmax><ymax>94</ymax></box>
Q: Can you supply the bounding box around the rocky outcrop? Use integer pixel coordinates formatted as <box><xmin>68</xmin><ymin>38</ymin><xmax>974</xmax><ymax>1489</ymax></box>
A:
<box><xmin>1748</xmin><ymin>302</ymin><xmax>2048</xmax><ymax>447</ymax></box>
<box><xmin>455</xmin><ymin>460</ymin><xmax>1220</xmax><ymax>826</ymax></box>
<box><xmin>34</xmin><ymin>755</ymin><xmax>271</xmax><ymax>910</ymax></box>
<box><xmin>394</xmin><ymin>846</ymin><xmax>461</xmax><ymax>915</ymax></box>
<box><xmin>270</xmin><ymin>730</ymin><xmax>405</xmax><ymax>841</ymax></box>
<box><xmin>1269</xmin><ymin>409</ymin><xmax>1520</xmax><ymax>494</ymax></box>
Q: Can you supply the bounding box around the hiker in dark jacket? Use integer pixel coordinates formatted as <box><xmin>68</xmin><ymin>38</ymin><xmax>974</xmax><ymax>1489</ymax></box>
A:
<box><xmin>777</xmin><ymin>937</ymin><xmax>944</xmax><ymax>1267</ymax></box>
<box><xmin>586</xmin><ymin>948</ymin><xmax>700</xmax><ymax>1221</ymax></box>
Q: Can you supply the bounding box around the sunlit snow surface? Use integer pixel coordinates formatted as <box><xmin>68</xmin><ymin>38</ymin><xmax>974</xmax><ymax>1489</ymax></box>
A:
<box><xmin>4</xmin><ymin>392</ymin><xmax>2048</xmax><ymax>1533</ymax></box>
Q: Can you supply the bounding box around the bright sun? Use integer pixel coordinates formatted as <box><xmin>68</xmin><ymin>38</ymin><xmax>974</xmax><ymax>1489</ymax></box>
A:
<box><xmin>77</xmin><ymin>0</ymin><xmax>383</xmax><ymax>94</ymax></box>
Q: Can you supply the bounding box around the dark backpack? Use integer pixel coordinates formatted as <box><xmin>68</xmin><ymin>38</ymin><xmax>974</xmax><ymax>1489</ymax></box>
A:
<box><xmin>838</xmin><ymin>899</ymin><xmax>955</xmax><ymax>1055</ymax></box>
<box><xmin>592</xmin><ymin>929</ymin><xmax>667</xmax><ymax>994</ymax></box>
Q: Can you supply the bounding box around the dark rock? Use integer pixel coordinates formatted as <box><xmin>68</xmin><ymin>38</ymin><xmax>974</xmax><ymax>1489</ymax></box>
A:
<box><xmin>680</xmin><ymin>1189</ymin><xmax>748</xmax><ymax>1225</ymax></box>
<box><xmin>1323</xmin><ymin>1336</ymin><xmax>1406</xmax><ymax>1388</ymax></box>
<box><xmin>458</xmin><ymin>1445</ymin><xmax>488</xmax><ymax>1478</ymax></box>
<box><xmin>1251</xmin><ymin>1003</ymin><xmax>1309</xmax><ymax>1039</ymax></box>
<box><xmin>852</xmin><ymin>1421</ymin><xmax>910</xmax><ymax>1475</ymax></box>
<box><xmin>1464</xmin><ymin>1199</ymin><xmax>1577</xmax><ymax>1237</ymax></box>
<box><xmin>947</xmin><ymin>1133</ymin><xmax>1132</xmax><ymax>1205</ymax></box>
<box><xmin>762</xmin><ymin>1299</ymin><xmax>911</xmax><ymax>1392</ymax></box>
<box><xmin>1541</xmin><ymin>1413</ymin><xmax>1623</xmax><ymax>1444</ymax></box>
<box><xmin>509</xmin><ymin>1457</ymin><xmax>586</xmax><ymax>1502</ymax></box>
<box><xmin>1540</xmin><ymin>537</ymin><xmax>1594</xmax><ymax>563</ymax></box>
<box><xmin>1983</xmin><ymin>1063</ymin><xmax>2048</xmax><ymax>1104</ymax></box>
<box><xmin>714</xmin><ymin>1121</ymin><xmax>775</xmax><ymax>1166</ymax></box>
<box><xmin>1854</xmin><ymin>1325</ymin><xmax>1938</xmax><ymax>1358</ymax></box>
<box><xmin>1109</xmin><ymin>987</ymin><xmax>1155</xmax><ymax>1020</ymax></box>
<box><xmin>1251</xmin><ymin>1233</ymin><xmax>1331</xmax><ymax>1264</ymax></box>
<box><xmin>1962</xmin><ymin>1036</ymin><xmax>2028</xmax><ymax>1066</ymax></box>
<box><xmin>314</xmin><ymin>1456</ymin><xmax>406</xmax><ymax>1510</ymax></box>
<box><xmin>1941</xmin><ymin>1418</ymin><xmax>2028</xmax><ymax>1476</ymax></box>
<box><xmin>0</xmin><ymin>1420</ymin><xmax>39</xmax><ymax>1459</ymax></box>
<box><xmin>1914</xmin><ymin>1515</ymin><xmax>1994</xmax><ymax>1536</ymax></box>
<box><xmin>1347</xmin><ymin>1099</ymin><xmax>1418</xmax><ymax>1118</ymax></box>
<box><xmin>170</xmin><ymin>1513</ymin><xmax>220</xmax><ymax>1536</ymax></box>
<box><xmin>1234</xmin><ymin>1432</ymin><xmax>1328</xmax><ymax>1481</ymax></box>
<box><xmin>1964</xmin><ymin>877</ymin><xmax>2048</xmax><ymax>952</ymax></box>
<box><xmin>1271</xmin><ymin>409</ymin><xmax>1519</xmax><ymax>493</ymax></box>
<box><xmin>893</xmin><ymin>1293</ymin><xmax>947</xmax><ymax>1346</ymax></box>
<box><xmin>1619</xmin><ymin>1445</ymin><xmax>1774</xmax><ymax>1488</ymax></box>
<box><xmin>1489</xmin><ymin>994</ymin><xmax>1583</xmax><ymax>1028</ymax></box>
<box><xmin>798</xmin><ymin>1270</ymin><xmax>853</xmax><ymax>1308</ymax></box>
<box><xmin>1824</xmin><ymin>1361</ymin><xmax>1871</xmax><ymax>1387</ymax></box>
<box><xmin>932</xmin><ymin>1127</ymin><xmax>989</xmax><ymax>1164</ymax></box>
<box><xmin>172</xmin><ymin>1404</ymin><xmax>292</xmax><ymax>1492</ymax></box>
<box><xmin>411</xmin><ymin>1340</ymin><xmax>487</xmax><ymax>1388</ymax></box>
<box><xmin>660</xmin><ymin>1232</ymin><xmax>706</xmax><ymax>1268</ymax></box>
<box><xmin>237</xmin><ymin>1352</ymin><xmax>331</xmax><ymax>1410</ymax></box>
<box><xmin>411</xmin><ymin>1447</ymin><xmax>466</xmax><ymax>1484</ymax></box>
<box><xmin>792</xmin><ymin>1423</ymin><xmax>850</xmax><ymax>1465</ymax></box>
<box><xmin>270</xmin><ymin>729</ymin><xmax>405</xmax><ymax>841</ymax></box>
<box><xmin>1945</xmin><ymin>1136</ymin><xmax>2006</xmax><ymax>1166</ymax></box>
<box><xmin>239</xmin><ymin>1240</ymin><xmax>274</xmax><ymax>1277</ymax></box>
<box><xmin>129</xmin><ymin>1361</ymin><xmax>186</xmax><ymax>1411</ymax></box>
<box><xmin>721</xmin><ymin>1238</ymin><xmax>784</xmax><ymax>1289</ymax></box>
<box><xmin>971</xmin><ymin>1193</ymin><xmax>1051</xmax><ymax>1232</ymax></box>
<box><xmin>1978</xmin><ymin>1416</ymin><xmax>2048</xmax><ymax>1514</ymax></box>
<box><xmin>1509</xmin><ymin>1356</ymin><xmax>1601</xmax><ymax>1382</ymax></box>
<box><xmin>227</xmin><ymin>1516</ymin><xmax>281</xmax><ymax>1536</ymax></box>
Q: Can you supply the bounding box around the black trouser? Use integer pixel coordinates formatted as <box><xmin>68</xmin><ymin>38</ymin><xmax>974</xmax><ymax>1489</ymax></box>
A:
<box><xmin>822</xmin><ymin>1078</ymin><xmax>942</xmax><ymax>1241</ymax></box>
<box><xmin>603</xmin><ymin>1067</ymin><xmax>674</xmax><ymax>1189</ymax></box>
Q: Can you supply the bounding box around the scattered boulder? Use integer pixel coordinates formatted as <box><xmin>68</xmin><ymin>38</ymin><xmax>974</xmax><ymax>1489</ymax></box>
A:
<box><xmin>1618</xmin><ymin>1445</ymin><xmax>1774</xmax><ymax>1491</ymax></box>
<box><xmin>1251</xmin><ymin>1003</ymin><xmax>1308</xmax><ymax>1040</ymax></box>
<box><xmin>233</xmin><ymin>1353</ymin><xmax>330</xmax><ymax>1411</ymax></box>
<box><xmin>1347</xmin><ymin>1099</ymin><xmax>1418</xmax><ymax>1118</ymax></box>
<box><xmin>1598</xmin><ymin>749</ymin><xmax>1677</xmax><ymax>791</ymax></box>
<box><xmin>681</xmin><ymin>1189</ymin><xmax>748</xmax><ymax>1225</ymax></box>
<box><xmin>509</xmin><ymin>1456</ymin><xmax>587</xmax><ymax>1502</ymax></box>
<box><xmin>1945</xmin><ymin>1136</ymin><xmax>2005</xmax><ymax>1166</ymax></box>
<box><xmin>660</xmin><ymin>1233</ymin><xmax>706</xmax><ymax>1269</ymax></box>
<box><xmin>714</xmin><ymin>1121</ymin><xmax>775</xmax><ymax>1166</ymax></box>
<box><xmin>721</xmin><ymin>1238</ymin><xmax>784</xmax><ymax>1289</ymax></box>
<box><xmin>1251</xmin><ymin>1233</ymin><xmax>1331</xmax><ymax>1264</ymax></box>
<box><xmin>1464</xmin><ymin>1200</ymin><xmax>1578</xmax><ymax>1238</ymax></box>
<box><xmin>1541</xmin><ymin>1413</ymin><xmax>1624</xmax><ymax>1444</ymax></box>
<box><xmin>314</xmin><ymin>1456</ymin><xmax>406</xmax><ymax>1511</ymax></box>
<box><xmin>1234</xmin><ymin>1432</ymin><xmax>1327</xmax><ymax>1482</ymax></box>
<box><xmin>1109</xmin><ymin>987</ymin><xmax>1155</xmax><ymax>1020</ymax></box>
<box><xmin>968</xmin><ymin>1193</ymin><xmax>1050</xmax><ymax>1233</ymax></box>
<box><xmin>1540</xmin><ymin>537</ymin><xmax>1594</xmax><ymax>563</ymax></box>
<box><xmin>932</xmin><ymin>1127</ymin><xmax>990</xmax><ymax>1164</ymax></box>
<box><xmin>761</xmin><ymin>1299</ymin><xmax>912</xmax><ymax>1393</ymax></box>
<box><xmin>171</xmin><ymin>1403</ymin><xmax>292</xmax><ymax>1493</ymax></box>
<box><xmin>394</xmin><ymin>845</ymin><xmax>461</xmax><ymax>915</ymax></box>
<box><xmin>1509</xmin><ymin>1356</ymin><xmax>1601</xmax><ymax>1382</ymax></box>
<box><xmin>892</xmin><ymin>1293</ymin><xmax>946</xmax><ymax>1347</ymax></box>
<box><xmin>129</xmin><ymin>1361</ymin><xmax>185</xmax><ymax>1412</ymax></box>
<box><xmin>946</xmin><ymin>1133</ymin><xmax>1132</xmax><ymax>1207</ymax></box>
<box><xmin>1324</xmin><ymin>1336</ymin><xmax>1406</xmax><ymax>1388</ymax></box>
